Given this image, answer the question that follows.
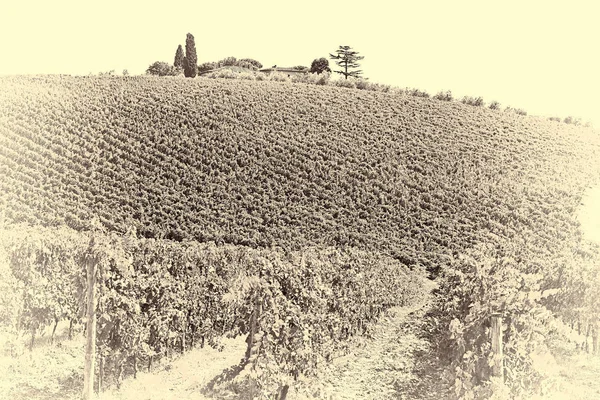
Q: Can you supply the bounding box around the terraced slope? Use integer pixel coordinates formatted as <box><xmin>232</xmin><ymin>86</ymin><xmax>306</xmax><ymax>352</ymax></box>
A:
<box><xmin>1</xmin><ymin>75</ymin><xmax>599</xmax><ymax>272</ymax></box>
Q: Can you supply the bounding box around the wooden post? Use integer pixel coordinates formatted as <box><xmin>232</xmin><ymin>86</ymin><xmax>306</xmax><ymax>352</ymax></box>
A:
<box><xmin>490</xmin><ymin>313</ymin><xmax>504</xmax><ymax>379</ymax></box>
<box><xmin>98</xmin><ymin>356</ymin><xmax>104</xmax><ymax>394</ymax></box>
<box><xmin>83</xmin><ymin>257</ymin><xmax>97</xmax><ymax>400</ymax></box>
<box><xmin>245</xmin><ymin>296</ymin><xmax>260</xmax><ymax>361</ymax></box>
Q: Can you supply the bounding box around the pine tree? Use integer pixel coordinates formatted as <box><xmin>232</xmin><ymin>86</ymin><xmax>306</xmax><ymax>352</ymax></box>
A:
<box><xmin>184</xmin><ymin>33</ymin><xmax>197</xmax><ymax>78</ymax></box>
<box><xmin>174</xmin><ymin>45</ymin><xmax>184</xmax><ymax>69</ymax></box>
<box><xmin>329</xmin><ymin>46</ymin><xmax>364</xmax><ymax>79</ymax></box>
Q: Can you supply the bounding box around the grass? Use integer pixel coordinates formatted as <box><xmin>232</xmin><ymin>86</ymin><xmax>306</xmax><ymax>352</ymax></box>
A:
<box><xmin>0</xmin><ymin>324</ymin><xmax>85</xmax><ymax>400</ymax></box>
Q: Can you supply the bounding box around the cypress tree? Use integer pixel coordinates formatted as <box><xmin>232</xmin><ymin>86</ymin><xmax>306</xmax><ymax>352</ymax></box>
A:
<box><xmin>184</xmin><ymin>33</ymin><xmax>197</xmax><ymax>78</ymax></box>
<box><xmin>174</xmin><ymin>45</ymin><xmax>184</xmax><ymax>69</ymax></box>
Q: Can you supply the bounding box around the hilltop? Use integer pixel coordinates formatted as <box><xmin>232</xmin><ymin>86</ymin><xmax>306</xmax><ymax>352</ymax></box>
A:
<box><xmin>1</xmin><ymin>75</ymin><xmax>599</xmax><ymax>273</ymax></box>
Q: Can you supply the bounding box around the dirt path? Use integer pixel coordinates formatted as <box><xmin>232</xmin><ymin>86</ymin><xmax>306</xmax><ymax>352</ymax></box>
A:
<box><xmin>104</xmin><ymin>286</ymin><xmax>439</xmax><ymax>400</ymax></box>
<box><xmin>289</xmin><ymin>304</ymin><xmax>431</xmax><ymax>400</ymax></box>
<box><xmin>102</xmin><ymin>336</ymin><xmax>247</xmax><ymax>400</ymax></box>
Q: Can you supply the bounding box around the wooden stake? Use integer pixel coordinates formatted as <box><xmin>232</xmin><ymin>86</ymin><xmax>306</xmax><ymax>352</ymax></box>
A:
<box><xmin>83</xmin><ymin>257</ymin><xmax>97</xmax><ymax>400</ymax></box>
<box><xmin>98</xmin><ymin>356</ymin><xmax>104</xmax><ymax>394</ymax></box>
<box><xmin>245</xmin><ymin>296</ymin><xmax>262</xmax><ymax>361</ymax></box>
<box><xmin>490</xmin><ymin>313</ymin><xmax>503</xmax><ymax>379</ymax></box>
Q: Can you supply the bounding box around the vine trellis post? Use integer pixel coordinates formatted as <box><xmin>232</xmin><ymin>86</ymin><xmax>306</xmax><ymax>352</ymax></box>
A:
<box><xmin>83</xmin><ymin>254</ymin><xmax>97</xmax><ymax>400</ymax></box>
<box><xmin>490</xmin><ymin>313</ymin><xmax>504</xmax><ymax>379</ymax></box>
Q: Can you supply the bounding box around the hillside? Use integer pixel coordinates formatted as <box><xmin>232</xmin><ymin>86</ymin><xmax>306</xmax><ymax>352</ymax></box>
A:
<box><xmin>1</xmin><ymin>75</ymin><xmax>599</xmax><ymax>273</ymax></box>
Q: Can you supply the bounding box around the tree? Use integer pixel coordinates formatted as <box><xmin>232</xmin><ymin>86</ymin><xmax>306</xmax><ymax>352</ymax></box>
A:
<box><xmin>183</xmin><ymin>33</ymin><xmax>197</xmax><ymax>78</ymax></box>
<box><xmin>329</xmin><ymin>46</ymin><xmax>364</xmax><ymax>79</ymax></box>
<box><xmin>239</xmin><ymin>58</ymin><xmax>263</xmax><ymax>69</ymax></box>
<box><xmin>309</xmin><ymin>57</ymin><xmax>331</xmax><ymax>74</ymax></box>
<box><xmin>146</xmin><ymin>61</ymin><xmax>179</xmax><ymax>76</ymax></box>
<box><xmin>174</xmin><ymin>45</ymin><xmax>184</xmax><ymax>69</ymax></box>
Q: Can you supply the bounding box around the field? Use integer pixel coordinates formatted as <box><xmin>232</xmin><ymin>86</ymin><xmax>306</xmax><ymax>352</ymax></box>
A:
<box><xmin>2</xmin><ymin>76</ymin><xmax>599</xmax><ymax>272</ymax></box>
<box><xmin>2</xmin><ymin>75</ymin><xmax>600</xmax><ymax>398</ymax></box>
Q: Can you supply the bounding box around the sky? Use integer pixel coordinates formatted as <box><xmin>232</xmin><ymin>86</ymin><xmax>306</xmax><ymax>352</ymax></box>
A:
<box><xmin>0</xmin><ymin>0</ymin><xmax>599</xmax><ymax>125</ymax></box>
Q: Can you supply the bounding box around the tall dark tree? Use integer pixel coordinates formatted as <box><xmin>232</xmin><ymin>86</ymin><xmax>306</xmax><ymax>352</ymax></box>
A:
<box><xmin>174</xmin><ymin>45</ymin><xmax>184</xmax><ymax>69</ymax></box>
<box><xmin>329</xmin><ymin>46</ymin><xmax>364</xmax><ymax>79</ymax></box>
<box><xmin>183</xmin><ymin>33</ymin><xmax>197</xmax><ymax>78</ymax></box>
<box><xmin>309</xmin><ymin>57</ymin><xmax>331</xmax><ymax>74</ymax></box>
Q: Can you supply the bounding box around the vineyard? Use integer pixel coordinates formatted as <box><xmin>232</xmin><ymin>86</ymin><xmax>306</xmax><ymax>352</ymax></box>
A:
<box><xmin>1</xmin><ymin>76</ymin><xmax>599</xmax><ymax>273</ymax></box>
<box><xmin>0</xmin><ymin>224</ymin><xmax>427</xmax><ymax>398</ymax></box>
<box><xmin>2</xmin><ymin>75</ymin><xmax>600</xmax><ymax>398</ymax></box>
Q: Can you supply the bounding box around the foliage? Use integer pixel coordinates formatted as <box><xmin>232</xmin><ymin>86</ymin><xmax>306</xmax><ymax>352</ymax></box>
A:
<box><xmin>206</xmin><ymin>68</ymin><xmax>240</xmax><ymax>79</ymax></box>
<box><xmin>267</xmin><ymin>72</ymin><xmax>291</xmax><ymax>82</ymax></box>
<box><xmin>407</xmin><ymin>88</ymin><xmax>430</xmax><ymax>98</ymax></box>
<box><xmin>461</xmin><ymin>96</ymin><xmax>485</xmax><ymax>107</ymax></box>
<box><xmin>309</xmin><ymin>57</ymin><xmax>331</xmax><ymax>75</ymax></box>
<box><xmin>239</xmin><ymin>58</ymin><xmax>263</xmax><ymax>69</ymax></box>
<box><xmin>430</xmin><ymin>243</ymin><xmax>555</xmax><ymax>398</ymax></box>
<box><xmin>238</xmin><ymin>71</ymin><xmax>256</xmax><ymax>81</ymax></box>
<box><xmin>198</xmin><ymin>58</ymin><xmax>263</xmax><ymax>74</ymax></box>
<box><xmin>505</xmin><ymin>107</ymin><xmax>527</xmax><ymax>116</ymax></box>
<box><xmin>488</xmin><ymin>101</ymin><xmax>501</xmax><ymax>110</ymax></box>
<box><xmin>183</xmin><ymin>33</ymin><xmax>197</xmax><ymax>78</ymax></box>
<box><xmin>219</xmin><ymin>56</ymin><xmax>238</xmax><ymax>67</ymax></box>
<box><xmin>146</xmin><ymin>61</ymin><xmax>179</xmax><ymax>76</ymax></box>
<box><xmin>433</xmin><ymin>90</ymin><xmax>453</xmax><ymax>101</ymax></box>
<box><xmin>0</xmin><ymin>225</ymin><xmax>427</xmax><ymax>395</ymax></box>
<box><xmin>564</xmin><ymin>116</ymin><xmax>581</xmax><ymax>125</ymax></box>
<box><xmin>329</xmin><ymin>45</ymin><xmax>364</xmax><ymax>79</ymax></box>
<box><xmin>0</xmin><ymin>75</ymin><xmax>599</xmax><ymax>280</ymax></box>
<box><xmin>288</xmin><ymin>71</ymin><xmax>331</xmax><ymax>86</ymax></box>
<box><xmin>198</xmin><ymin>62</ymin><xmax>216</xmax><ymax>73</ymax></box>
<box><xmin>174</xmin><ymin>45</ymin><xmax>184</xmax><ymax>69</ymax></box>
<box><xmin>332</xmin><ymin>77</ymin><xmax>356</xmax><ymax>89</ymax></box>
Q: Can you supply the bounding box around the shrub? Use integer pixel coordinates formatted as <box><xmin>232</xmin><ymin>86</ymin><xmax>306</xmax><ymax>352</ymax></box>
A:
<box><xmin>461</xmin><ymin>96</ymin><xmax>485</xmax><ymax>107</ymax></box>
<box><xmin>237</xmin><ymin>61</ymin><xmax>259</xmax><ymax>71</ymax></box>
<box><xmin>433</xmin><ymin>90</ymin><xmax>453</xmax><ymax>101</ymax></box>
<box><xmin>219</xmin><ymin>56</ymin><xmax>238</xmax><ymax>67</ymax></box>
<box><xmin>548</xmin><ymin>116</ymin><xmax>561</xmax><ymax>122</ymax></box>
<box><xmin>354</xmin><ymin>79</ymin><xmax>368</xmax><ymax>90</ymax></box>
<box><xmin>146</xmin><ymin>61</ymin><xmax>179</xmax><ymax>77</ymax></box>
<box><xmin>239</xmin><ymin>58</ymin><xmax>263</xmax><ymax>69</ymax></box>
<box><xmin>563</xmin><ymin>116</ymin><xmax>581</xmax><ymax>125</ymax></box>
<box><xmin>515</xmin><ymin>109</ymin><xmax>527</xmax><ymax>116</ymax></box>
<box><xmin>291</xmin><ymin>73</ymin><xmax>314</xmax><ymax>84</ymax></box>
<box><xmin>489</xmin><ymin>101</ymin><xmax>501</xmax><ymax>110</ymax></box>
<box><xmin>238</xmin><ymin>71</ymin><xmax>256</xmax><ymax>80</ymax></box>
<box><xmin>207</xmin><ymin>69</ymin><xmax>238</xmax><ymax>79</ymax></box>
<box><xmin>369</xmin><ymin>82</ymin><xmax>391</xmax><ymax>92</ymax></box>
<box><xmin>332</xmin><ymin>78</ymin><xmax>356</xmax><ymax>89</ymax></box>
<box><xmin>315</xmin><ymin>71</ymin><xmax>330</xmax><ymax>86</ymax></box>
<box><xmin>505</xmin><ymin>107</ymin><xmax>527</xmax><ymax>116</ymax></box>
<box><xmin>198</xmin><ymin>62</ymin><xmax>217</xmax><ymax>73</ymax></box>
<box><xmin>268</xmin><ymin>72</ymin><xmax>291</xmax><ymax>82</ymax></box>
<box><xmin>255</xmin><ymin>73</ymin><xmax>267</xmax><ymax>81</ymax></box>
<box><xmin>407</xmin><ymin>88</ymin><xmax>430</xmax><ymax>98</ymax></box>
